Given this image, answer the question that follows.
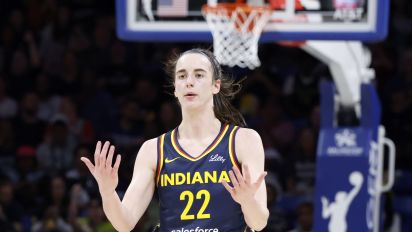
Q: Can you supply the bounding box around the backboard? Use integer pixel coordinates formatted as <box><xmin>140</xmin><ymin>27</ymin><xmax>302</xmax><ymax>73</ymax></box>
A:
<box><xmin>116</xmin><ymin>0</ymin><xmax>389</xmax><ymax>42</ymax></box>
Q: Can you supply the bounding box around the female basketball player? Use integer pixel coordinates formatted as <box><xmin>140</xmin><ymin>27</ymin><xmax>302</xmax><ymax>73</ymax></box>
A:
<box><xmin>81</xmin><ymin>48</ymin><xmax>269</xmax><ymax>232</ymax></box>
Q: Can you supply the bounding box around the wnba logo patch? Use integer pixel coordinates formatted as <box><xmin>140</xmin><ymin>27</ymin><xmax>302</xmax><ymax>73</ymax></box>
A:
<box><xmin>335</xmin><ymin>129</ymin><xmax>356</xmax><ymax>147</ymax></box>
<box><xmin>326</xmin><ymin>129</ymin><xmax>364</xmax><ymax>156</ymax></box>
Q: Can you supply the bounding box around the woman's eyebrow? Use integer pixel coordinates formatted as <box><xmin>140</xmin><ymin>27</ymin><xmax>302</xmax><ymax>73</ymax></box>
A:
<box><xmin>176</xmin><ymin>68</ymin><xmax>207</xmax><ymax>73</ymax></box>
<box><xmin>175</xmin><ymin>69</ymin><xmax>186</xmax><ymax>74</ymax></box>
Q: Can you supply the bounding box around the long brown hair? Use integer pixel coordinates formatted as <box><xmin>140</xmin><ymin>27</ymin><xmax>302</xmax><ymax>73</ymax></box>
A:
<box><xmin>165</xmin><ymin>48</ymin><xmax>246</xmax><ymax>127</ymax></box>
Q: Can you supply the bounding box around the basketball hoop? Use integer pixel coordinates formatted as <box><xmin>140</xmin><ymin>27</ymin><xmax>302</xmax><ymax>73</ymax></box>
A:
<box><xmin>202</xmin><ymin>1</ymin><xmax>271</xmax><ymax>69</ymax></box>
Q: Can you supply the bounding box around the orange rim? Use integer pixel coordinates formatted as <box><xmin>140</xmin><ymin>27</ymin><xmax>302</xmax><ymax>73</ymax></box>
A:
<box><xmin>202</xmin><ymin>3</ymin><xmax>271</xmax><ymax>15</ymax></box>
<box><xmin>202</xmin><ymin>3</ymin><xmax>272</xmax><ymax>33</ymax></box>
<box><xmin>277</xmin><ymin>41</ymin><xmax>306</xmax><ymax>47</ymax></box>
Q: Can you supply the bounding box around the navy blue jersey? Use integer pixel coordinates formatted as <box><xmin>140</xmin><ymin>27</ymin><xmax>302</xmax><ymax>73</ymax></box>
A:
<box><xmin>155</xmin><ymin>124</ymin><xmax>251</xmax><ymax>232</ymax></box>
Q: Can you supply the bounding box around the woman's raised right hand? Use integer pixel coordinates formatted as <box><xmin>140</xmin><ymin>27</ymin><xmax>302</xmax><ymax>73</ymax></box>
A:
<box><xmin>81</xmin><ymin>141</ymin><xmax>121</xmax><ymax>197</ymax></box>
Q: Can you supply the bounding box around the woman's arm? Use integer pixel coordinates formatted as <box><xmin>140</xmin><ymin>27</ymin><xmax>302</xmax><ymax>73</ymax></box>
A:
<box><xmin>222</xmin><ymin>128</ymin><xmax>269</xmax><ymax>231</ymax></box>
<box><xmin>81</xmin><ymin>139</ymin><xmax>157</xmax><ymax>232</ymax></box>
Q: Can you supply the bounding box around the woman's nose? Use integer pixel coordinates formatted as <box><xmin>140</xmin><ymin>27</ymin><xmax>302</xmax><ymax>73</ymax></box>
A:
<box><xmin>186</xmin><ymin>75</ymin><xmax>194</xmax><ymax>87</ymax></box>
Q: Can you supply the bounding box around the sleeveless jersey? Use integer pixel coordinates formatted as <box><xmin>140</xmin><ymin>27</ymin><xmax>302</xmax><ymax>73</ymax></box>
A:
<box><xmin>155</xmin><ymin>124</ymin><xmax>251</xmax><ymax>232</ymax></box>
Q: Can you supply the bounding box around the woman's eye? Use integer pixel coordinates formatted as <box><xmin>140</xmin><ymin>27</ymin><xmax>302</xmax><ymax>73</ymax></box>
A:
<box><xmin>195</xmin><ymin>73</ymin><xmax>204</xmax><ymax>78</ymax></box>
<box><xmin>177</xmin><ymin>74</ymin><xmax>185</xmax><ymax>79</ymax></box>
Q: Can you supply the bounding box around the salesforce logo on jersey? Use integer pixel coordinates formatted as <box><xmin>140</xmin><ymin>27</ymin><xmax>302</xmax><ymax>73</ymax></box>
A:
<box><xmin>171</xmin><ymin>227</ymin><xmax>218</xmax><ymax>232</ymax></box>
<box><xmin>326</xmin><ymin>129</ymin><xmax>364</xmax><ymax>156</ymax></box>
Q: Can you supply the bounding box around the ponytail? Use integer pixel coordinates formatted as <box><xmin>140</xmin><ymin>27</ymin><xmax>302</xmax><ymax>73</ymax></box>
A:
<box><xmin>213</xmin><ymin>74</ymin><xmax>246</xmax><ymax>127</ymax></box>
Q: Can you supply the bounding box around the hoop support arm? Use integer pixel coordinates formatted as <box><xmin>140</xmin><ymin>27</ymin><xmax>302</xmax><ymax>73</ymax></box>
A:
<box><xmin>301</xmin><ymin>41</ymin><xmax>375</xmax><ymax>108</ymax></box>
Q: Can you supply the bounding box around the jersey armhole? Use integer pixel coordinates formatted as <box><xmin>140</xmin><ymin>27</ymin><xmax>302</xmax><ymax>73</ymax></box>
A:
<box><xmin>228</xmin><ymin>126</ymin><xmax>241</xmax><ymax>170</ymax></box>
<box><xmin>155</xmin><ymin>134</ymin><xmax>165</xmax><ymax>186</ymax></box>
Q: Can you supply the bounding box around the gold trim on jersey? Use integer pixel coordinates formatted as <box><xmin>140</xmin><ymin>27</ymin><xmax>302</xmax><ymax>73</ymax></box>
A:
<box><xmin>229</xmin><ymin>126</ymin><xmax>241</xmax><ymax>170</ymax></box>
<box><xmin>171</xmin><ymin>124</ymin><xmax>230</xmax><ymax>161</ymax></box>
<box><xmin>156</xmin><ymin>134</ymin><xmax>166</xmax><ymax>185</ymax></box>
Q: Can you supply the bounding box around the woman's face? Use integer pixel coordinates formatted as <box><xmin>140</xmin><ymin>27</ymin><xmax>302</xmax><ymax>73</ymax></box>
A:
<box><xmin>174</xmin><ymin>53</ymin><xmax>220</xmax><ymax>110</ymax></box>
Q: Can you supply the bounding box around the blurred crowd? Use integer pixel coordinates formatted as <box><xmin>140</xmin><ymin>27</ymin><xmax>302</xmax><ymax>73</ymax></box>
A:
<box><xmin>0</xmin><ymin>0</ymin><xmax>412</xmax><ymax>231</ymax></box>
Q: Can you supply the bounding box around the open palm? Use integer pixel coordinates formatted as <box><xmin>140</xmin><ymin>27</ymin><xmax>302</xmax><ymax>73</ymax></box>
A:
<box><xmin>222</xmin><ymin>164</ymin><xmax>267</xmax><ymax>205</ymax></box>
<box><xmin>81</xmin><ymin>141</ymin><xmax>121</xmax><ymax>196</ymax></box>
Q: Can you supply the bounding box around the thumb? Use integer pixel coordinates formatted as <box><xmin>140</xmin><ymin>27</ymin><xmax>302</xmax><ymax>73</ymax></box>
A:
<box><xmin>80</xmin><ymin>157</ymin><xmax>95</xmax><ymax>175</ymax></box>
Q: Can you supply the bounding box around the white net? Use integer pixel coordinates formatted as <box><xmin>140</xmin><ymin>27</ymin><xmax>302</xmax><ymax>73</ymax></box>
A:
<box><xmin>202</xmin><ymin>4</ymin><xmax>271</xmax><ymax>69</ymax></box>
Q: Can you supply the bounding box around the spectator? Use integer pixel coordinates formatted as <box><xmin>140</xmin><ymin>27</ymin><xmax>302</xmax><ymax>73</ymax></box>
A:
<box><xmin>129</xmin><ymin>78</ymin><xmax>160</xmax><ymax>115</ymax></box>
<box><xmin>67</xmin><ymin>183</ymin><xmax>91</xmax><ymax>226</ymax></box>
<box><xmin>55</xmin><ymin>51</ymin><xmax>80</xmax><ymax>96</ymax></box>
<box><xmin>8</xmin><ymin>49</ymin><xmax>35</xmax><ymax>98</ymax></box>
<box><xmin>15</xmin><ymin>145</ymin><xmax>44</xmax><ymax>182</ymax></box>
<box><xmin>285</xmin><ymin>128</ymin><xmax>317</xmax><ymax>196</ymax></box>
<box><xmin>0</xmin><ymin>119</ymin><xmax>15</xmax><ymax>158</ymax></box>
<box><xmin>110</xmin><ymin>99</ymin><xmax>145</xmax><ymax>153</ymax></box>
<box><xmin>258</xmin><ymin>98</ymin><xmax>296</xmax><ymax>155</ymax></box>
<box><xmin>158</xmin><ymin>100</ymin><xmax>180</xmax><ymax>133</ymax></box>
<box><xmin>0</xmin><ymin>77</ymin><xmax>18</xmax><ymax>119</ymax></box>
<box><xmin>14</xmin><ymin>145</ymin><xmax>43</xmax><ymax>216</ymax></box>
<box><xmin>0</xmin><ymin>177</ymin><xmax>24</xmax><ymax>232</ymax></box>
<box><xmin>79</xmin><ymin>68</ymin><xmax>117</xmax><ymax>138</ymax></box>
<box><xmin>32</xmin><ymin>205</ymin><xmax>73</xmax><ymax>232</ymax></box>
<box><xmin>87</xmin><ymin>16</ymin><xmax>113</xmax><ymax>71</ymax></box>
<box><xmin>0</xmin><ymin>204</ymin><xmax>16</xmax><ymax>231</ymax></box>
<box><xmin>59</xmin><ymin>97</ymin><xmax>95</xmax><ymax>144</ymax></box>
<box><xmin>288</xmin><ymin>202</ymin><xmax>314</xmax><ymax>232</ymax></box>
<box><xmin>382</xmin><ymin>86</ymin><xmax>412</xmax><ymax>169</ymax></box>
<box><xmin>36</xmin><ymin>117</ymin><xmax>77</xmax><ymax>174</ymax></box>
<box><xmin>34</xmin><ymin>73</ymin><xmax>61</xmax><ymax>121</ymax></box>
<box><xmin>72</xmin><ymin>199</ymin><xmax>115</xmax><ymax>232</ymax></box>
<box><xmin>66</xmin><ymin>144</ymin><xmax>99</xmax><ymax>198</ymax></box>
<box><xmin>102</xmin><ymin>39</ymin><xmax>133</xmax><ymax>97</ymax></box>
<box><xmin>13</xmin><ymin>92</ymin><xmax>46</xmax><ymax>147</ymax></box>
<box><xmin>239</xmin><ymin>93</ymin><xmax>261</xmax><ymax>127</ymax></box>
<box><xmin>39</xmin><ymin>175</ymin><xmax>71</xmax><ymax>222</ymax></box>
<box><xmin>262</xmin><ymin>172</ymin><xmax>289</xmax><ymax>232</ymax></box>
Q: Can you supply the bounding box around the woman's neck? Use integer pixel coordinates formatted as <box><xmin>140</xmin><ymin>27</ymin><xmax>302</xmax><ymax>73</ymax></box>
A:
<box><xmin>179</xmin><ymin>107</ymin><xmax>221</xmax><ymax>140</ymax></box>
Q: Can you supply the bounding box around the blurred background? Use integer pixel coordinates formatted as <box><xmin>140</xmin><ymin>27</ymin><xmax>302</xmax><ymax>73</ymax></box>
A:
<box><xmin>0</xmin><ymin>0</ymin><xmax>412</xmax><ymax>231</ymax></box>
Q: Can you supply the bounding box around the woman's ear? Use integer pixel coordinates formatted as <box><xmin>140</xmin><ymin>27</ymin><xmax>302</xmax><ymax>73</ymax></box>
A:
<box><xmin>212</xmin><ymin>79</ymin><xmax>221</xmax><ymax>94</ymax></box>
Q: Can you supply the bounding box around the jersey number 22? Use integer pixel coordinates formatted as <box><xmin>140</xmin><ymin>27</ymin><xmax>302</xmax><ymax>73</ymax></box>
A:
<box><xmin>180</xmin><ymin>190</ymin><xmax>211</xmax><ymax>220</ymax></box>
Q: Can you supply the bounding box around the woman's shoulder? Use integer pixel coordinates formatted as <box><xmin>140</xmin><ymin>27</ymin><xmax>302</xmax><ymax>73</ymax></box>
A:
<box><xmin>233</xmin><ymin>126</ymin><xmax>261</xmax><ymax>141</ymax></box>
<box><xmin>140</xmin><ymin>129</ymin><xmax>174</xmax><ymax>149</ymax></box>
<box><xmin>139</xmin><ymin>137</ymin><xmax>159</xmax><ymax>153</ymax></box>
<box><xmin>232</xmin><ymin>126</ymin><xmax>264</xmax><ymax>163</ymax></box>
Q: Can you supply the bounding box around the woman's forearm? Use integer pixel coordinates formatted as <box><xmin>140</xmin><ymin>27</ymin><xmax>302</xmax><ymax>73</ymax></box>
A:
<box><xmin>241</xmin><ymin>197</ymin><xmax>269</xmax><ymax>231</ymax></box>
<box><xmin>101</xmin><ymin>191</ymin><xmax>135</xmax><ymax>232</ymax></box>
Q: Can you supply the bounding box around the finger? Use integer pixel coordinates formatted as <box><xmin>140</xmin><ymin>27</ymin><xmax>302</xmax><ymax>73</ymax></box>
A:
<box><xmin>99</xmin><ymin>141</ymin><xmax>110</xmax><ymax>168</ymax></box>
<box><xmin>94</xmin><ymin>141</ymin><xmax>102</xmax><ymax>167</ymax></box>
<box><xmin>254</xmin><ymin>172</ymin><xmax>267</xmax><ymax>188</ymax></box>
<box><xmin>106</xmin><ymin>145</ymin><xmax>115</xmax><ymax>168</ymax></box>
<box><xmin>229</xmin><ymin>170</ymin><xmax>240</xmax><ymax>189</ymax></box>
<box><xmin>80</xmin><ymin>157</ymin><xmax>95</xmax><ymax>175</ymax></box>
<box><xmin>243</xmin><ymin>164</ymin><xmax>251</xmax><ymax>184</ymax></box>
<box><xmin>111</xmin><ymin>155</ymin><xmax>121</xmax><ymax>175</ymax></box>
<box><xmin>222</xmin><ymin>180</ymin><xmax>234</xmax><ymax>196</ymax></box>
<box><xmin>101</xmin><ymin>141</ymin><xmax>110</xmax><ymax>158</ymax></box>
<box><xmin>233</xmin><ymin>165</ymin><xmax>245</xmax><ymax>185</ymax></box>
